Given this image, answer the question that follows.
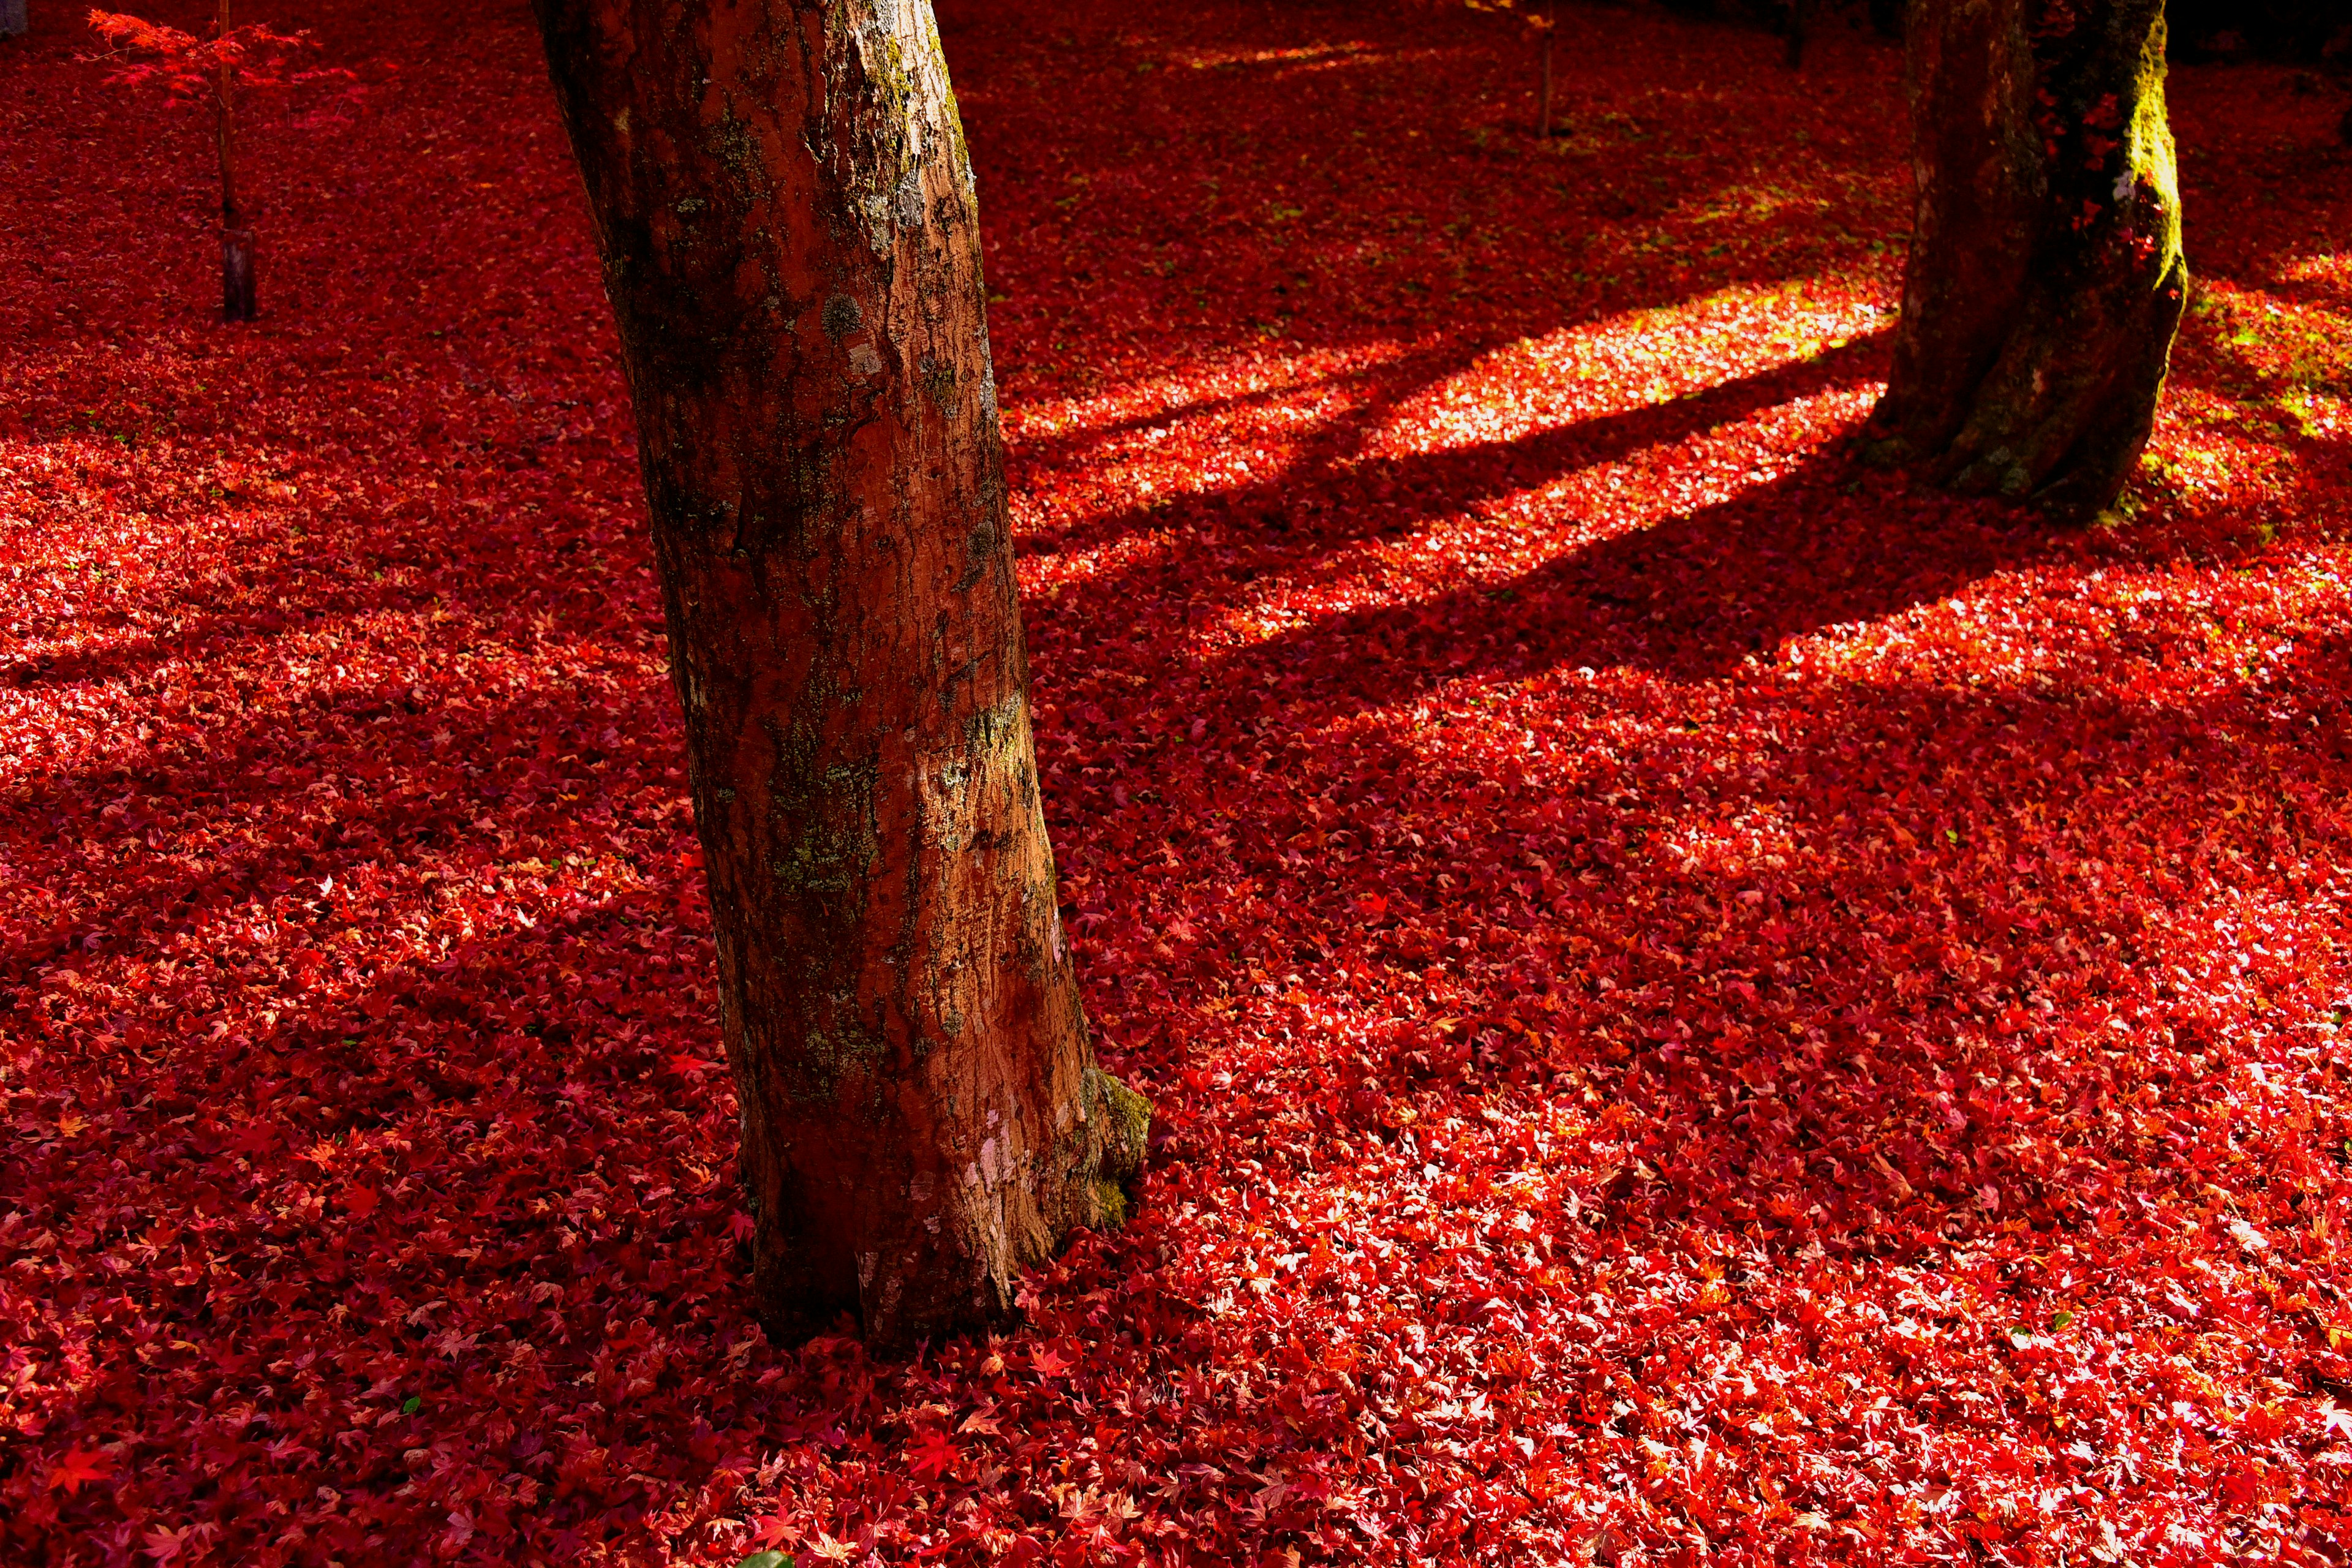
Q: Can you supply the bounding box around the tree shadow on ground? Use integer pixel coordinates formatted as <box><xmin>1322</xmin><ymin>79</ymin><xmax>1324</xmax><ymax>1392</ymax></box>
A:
<box><xmin>1025</xmin><ymin>331</ymin><xmax>1894</xmax><ymax>569</ymax></box>
<box><xmin>1196</xmin><ymin>437</ymin><xmax>2042</xmax><ymax>703</ymax></box>
<box><xmin>1085</xmin><ymin>597</ymin><xmax>2352</xmax><ymax>1260</ymax></box>
<box><xmin>949</xmin><ymin>0</ymin><xmax>1915</xmax><ymax>564</ymax></box>
<box><xmin>7</xmin><ymin>850</ymin><xmax>765</xmax><ymax>1562</ymax></box>
<box><xmin>2171</xmin><ymin>61</ymin><xmax>2352</xmax><ymax>309</ymax></box>
<box><xmin>949</xmin><ymin>0</ymin><xmax>1909</xmax><ymax>358</ymax></box>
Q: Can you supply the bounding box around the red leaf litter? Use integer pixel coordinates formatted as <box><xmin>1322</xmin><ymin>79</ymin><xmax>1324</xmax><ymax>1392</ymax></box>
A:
<box><xmin>5</xmin><ymin>0</ymin><xmax>2352</xmax><ymax>1564</ymax></box>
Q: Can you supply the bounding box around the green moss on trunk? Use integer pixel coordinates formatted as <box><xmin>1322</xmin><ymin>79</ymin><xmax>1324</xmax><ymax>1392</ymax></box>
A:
<box><xmin>1871</xmin><ymin>0</ymin><xmax>2185</xmax><ymax>522</ymax></box>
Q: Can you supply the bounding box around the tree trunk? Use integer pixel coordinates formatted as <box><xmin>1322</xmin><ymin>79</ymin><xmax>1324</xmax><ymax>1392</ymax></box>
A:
<box><xmin>0</xmin><ymin>0</ymin><xmax>29</xmax><ymax>40</ymax></box>
<box><xmin>216</xmin><ymin>0</ymin><xmax>254</xmax><ymax>322</ymax></box>
<box><xmin>1867</xmin><ymin>0</ymin><xmax>2185</xmax><ymax>521</ymax></box>
<box><xmin>1785</xmin><ymin>0</ymin><xmax>1811</xmax><ymax>71</ymax></box>
<box><xmin>529</xmin><ymin>0</ymin><xmax>1148</xmax><ymax>1347</ymax></box>
<box><xmin>1537</xmin><ymin>5</ymin><xmax>1556</xmax><ymax>138</ymax></box>
<box><xmin>221</xmin><ymin>228</ymin><xmax>256</xmax><ymax>322</ymax></box>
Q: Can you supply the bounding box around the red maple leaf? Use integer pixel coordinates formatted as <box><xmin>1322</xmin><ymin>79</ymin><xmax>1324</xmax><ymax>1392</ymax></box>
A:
<box><xmin>907</xmin><ymin>1429</ymin><xmax>960</xmax><ymax>1481</ymax></box>
<box><xmin>85</xmin><ymin>9</ymin><xmax>315</xmax><ymax>100</ymax></box>
<box><xmin>47</xmin><ymin>1446</ymin><xmax>114</xmax><ymax>1496</ymax></box>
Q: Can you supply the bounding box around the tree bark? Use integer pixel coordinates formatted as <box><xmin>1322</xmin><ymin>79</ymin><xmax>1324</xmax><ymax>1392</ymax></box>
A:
<box><xmin>1537</xmin><ymin>7</ymin><xmax>1555</xmax><ymax>138</ymax></box>
<box><xmin>1868</xmin><ymin>0</ymin><xmax>2186</xmax><ymax>521</ymax></box>
<box><xmin>221</xmin><ymin>228</ymin><xmax>256</xmax><ymax>322</ymax></box>
<box><xmin>529</xmin><ymin>0</ymin><xmax>1148</xmax><ymax>1347</ymax></box>
<box><xmin>216</xmin><ymin>0</ymin><xmax>254</xmax><ymax>322</ymax></box>
<box><xmin>0</xmin><ymin>0</ymin><xmax>29</xmax><ymax>41</ymax></box>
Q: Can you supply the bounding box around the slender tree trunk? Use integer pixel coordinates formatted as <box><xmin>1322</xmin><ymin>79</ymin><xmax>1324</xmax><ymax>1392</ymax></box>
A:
<box><xmin>1785</xmin><ymin>0</ymin><xmax>1811</xmax><ymax>71</ymax></box>
<box><xmin>529</xmin><ymin>0</ymin><xmax>1148</xmax><ymax>1347</ymax></box>
<box><xmin>1867</xmin><ymin>0</ymin><xmax>2185</xmax><ymax>521</ymax></box>
<box><xmin>216</xmin><ymin>0</ymin><xmax>254</xmax><ymax>322</ymax></box>
<box><xmin>1537</xmin><ymin>4</ymin><xmax>1556</xmax><ymax>138</ymax></box>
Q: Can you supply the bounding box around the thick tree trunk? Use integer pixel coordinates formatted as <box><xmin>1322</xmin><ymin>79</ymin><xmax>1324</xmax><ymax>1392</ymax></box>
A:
<box><xmin>1867</xmin><ymin>0</ymin><xmax>2186</xmax><ymax>520</ymax></box>
<box><xmin>530</xmin><ymin>0</ymin><xmax>1147</xmax><ymax>1346</ymax></box>
<box><xmin>0</xmin><ymin>0</ymin><xmax>29</xmax><ymax>41</ymax></box>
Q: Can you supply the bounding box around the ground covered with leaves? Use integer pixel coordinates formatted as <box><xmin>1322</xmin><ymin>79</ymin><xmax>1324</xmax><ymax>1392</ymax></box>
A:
<box><xmin>5</xmin><ymin>0</ymin><xmax>2352</xmax><ymax>1563</ymax></box>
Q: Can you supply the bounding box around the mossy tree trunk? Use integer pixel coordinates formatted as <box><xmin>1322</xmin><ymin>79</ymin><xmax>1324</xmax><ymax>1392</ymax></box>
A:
<box><xmin>530</xmin><ymin>0</ymin><xmax>1148</xmax><ymax>1347</ymax></box>
<box><xmin>1868</xmin><ymin>0</ymin><xmax>2186</xmax><ymax>520</ymax></box>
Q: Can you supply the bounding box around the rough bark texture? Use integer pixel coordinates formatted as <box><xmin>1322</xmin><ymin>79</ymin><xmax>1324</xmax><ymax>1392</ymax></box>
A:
<box><xmin>0</xmin><ymin>0</ymin><xmax>28</xmax><ymax>41</ymax></box>
<box><xmin>1868</xmin><ymin>0</ymin><xmax>2186</xmax><ymax>520</ymax></box>
<box><xmin>530</xmin><ymin>0</ymin><xmax>1148</xmax><ymax>1347</ymax></box>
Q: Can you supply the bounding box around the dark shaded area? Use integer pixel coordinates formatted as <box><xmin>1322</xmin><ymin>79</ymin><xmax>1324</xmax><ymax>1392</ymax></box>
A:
<box><xmin>2171</xmin><ymin>0</ymin><xmax>2351</xmax><ymax>61</ymax></box>
<box><xmin>951</xmin><ymin>0</ymin><xmax>1911</xmax><ymax>405</ymax></box>
<box><xmin>1194</xmin><ymin>447</ymin><xmax>2037</xmax><ymax>701</ymax></box>
<box><xmin>1028</xmin><ymin>330</ymin><xmax>1892</xmax><ymax>566</ymax></box>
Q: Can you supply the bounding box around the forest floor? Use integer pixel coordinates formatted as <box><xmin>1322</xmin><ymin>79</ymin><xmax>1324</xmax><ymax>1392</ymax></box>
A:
<box><xmin>6</xmin><ymin>0</ymin><xmax>2352</xmax><ymax>1564</ymax></box>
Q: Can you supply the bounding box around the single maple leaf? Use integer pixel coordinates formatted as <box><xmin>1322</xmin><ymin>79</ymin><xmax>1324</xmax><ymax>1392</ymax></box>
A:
<box><xmin>906</xmin><ymin>1430</ymin><xmax>960</xmax><ymax>1481</ymax></box>
<box><xmin>47</xmin><ymin>1446</ymin><xmax>113</xmax><ymax>1495</ymax></box>
<box><xmin>1029</xmin><ymin>1345</ymin><xmax>1072</xmax><ymax>1376</ymax></box>
<box><xmin>141</xmin><ymin>1525</ymin><xmax>191</xmax><ymax>1564</ymax></box>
